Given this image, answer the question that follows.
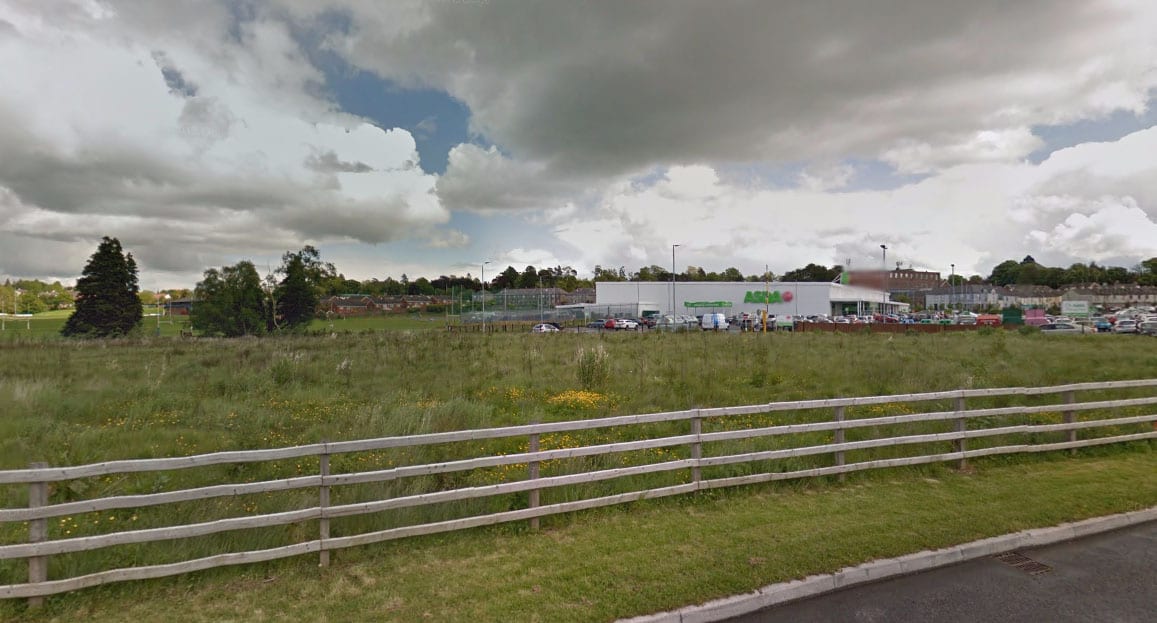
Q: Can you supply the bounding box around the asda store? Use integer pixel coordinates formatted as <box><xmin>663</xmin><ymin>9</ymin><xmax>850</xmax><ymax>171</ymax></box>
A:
<box><xmin>594</xmin><ymin>281</ymin><xmax>906</xmax><ymax>318</ymax></box>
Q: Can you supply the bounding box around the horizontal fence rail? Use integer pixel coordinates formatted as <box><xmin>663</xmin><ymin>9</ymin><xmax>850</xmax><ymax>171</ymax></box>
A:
<box><xmin>2</xmin><ymin>379</ymin><xmax>1156</xmax><ymax>602</ymax></box>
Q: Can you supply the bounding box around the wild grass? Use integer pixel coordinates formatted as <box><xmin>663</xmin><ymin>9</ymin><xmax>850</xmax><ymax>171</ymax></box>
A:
<box><xmin>0</xmin><ymin>329</ymin><xmax>1154</xmax><ymax>619</ymax></box>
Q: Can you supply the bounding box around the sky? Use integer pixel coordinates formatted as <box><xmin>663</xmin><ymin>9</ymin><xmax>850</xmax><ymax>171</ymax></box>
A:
<box><xmin>2</xmin><ymin>0</ymin><xmax>1156</xmax><ymax>289</ymax></box>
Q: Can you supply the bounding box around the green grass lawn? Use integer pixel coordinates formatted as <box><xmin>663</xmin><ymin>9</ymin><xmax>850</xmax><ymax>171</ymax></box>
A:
<box><xmin>0</xmin><ymin>330</ymin><xmax>1154</xmax><ymax>620</ymax></box>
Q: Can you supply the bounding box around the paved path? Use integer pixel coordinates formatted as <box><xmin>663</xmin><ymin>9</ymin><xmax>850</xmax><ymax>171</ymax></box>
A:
<box><xmin>728</xmin><ymin>521</ymin><xmax>1157</xmax><ymax>622</ymax></box>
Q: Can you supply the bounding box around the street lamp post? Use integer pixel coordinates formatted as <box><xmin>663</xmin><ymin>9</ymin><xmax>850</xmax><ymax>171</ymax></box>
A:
<box><xmin>880</xmin><ymin>244</ymin><xmax>888</xmax><ymax>316</ymax></box>
<box><xmin>950</xmin><ymin>263</ymin><xmax>955</xmax><ymax>314</ymax></box>
<box><xmin>481</xmin><ymin>261</ymin><xmax>490</xmax><ymax>333</ymax></box>
<box><xmin>671</xmin><ymin>244</ymin><xmax>681</xmax><ymax>317</ymax></box>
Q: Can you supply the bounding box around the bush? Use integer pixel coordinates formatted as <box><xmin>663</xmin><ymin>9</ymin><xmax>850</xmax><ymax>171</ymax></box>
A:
<box><xmin>1018</xmin><ymin>325</ymin><xmax>1040</xmax><ymax>335</ymax></box>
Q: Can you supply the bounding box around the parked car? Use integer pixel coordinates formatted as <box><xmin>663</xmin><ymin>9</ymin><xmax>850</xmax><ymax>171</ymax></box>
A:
<box><xmin>531</xmin><ymin>323</ymin><xmax>559</xmax><ymax>333</ymax></box>
<box><xmin>976</xmin><ymin>314</ymin><xmax>1002</xmax><ymax>326</ymax></box>
<box><xmin>954</xmin><ymin>313</ymin><xmax>978</xmax><ymax>325</ymax></box>
<box><xmin>1138</xmin><ymin>320</ymin><xmax>1157</xmax><ymax>336</ymax></box>
<box><xmin>1092</xmin><ymin>317</ymin><xmax>1113</xmax><ymax>332</ymax></box>
<box><xmin>586</xmin><ymin>320</ymin><xmax>607</xmax><ymax>329</ymax></box>
<box><xmin>1040</xmin><ymin>322</ymin><xmax>1089</xmax><ymax>335</ymax></box>
<box><xmin>1113</xmin><ymin>320</ymin><xmax>1138</xmax><ymax>334</ymax></box>
<box><xmin>613</xmin><ymin>318</ymin><xmax>639</xmax><ymax>330</ymax></box>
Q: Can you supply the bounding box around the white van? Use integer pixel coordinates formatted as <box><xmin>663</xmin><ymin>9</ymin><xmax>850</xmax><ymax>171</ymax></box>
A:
<box><xmin>700</xmin><ymin>313</ymin><xmax>729</xmax><ymax>331</ymax></box>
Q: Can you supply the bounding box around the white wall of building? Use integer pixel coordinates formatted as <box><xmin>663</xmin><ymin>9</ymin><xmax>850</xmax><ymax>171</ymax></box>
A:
<box><xmin>595</xmin><ymin>282</ymin><xmax>902</xmax><ymax>317</ymax></box>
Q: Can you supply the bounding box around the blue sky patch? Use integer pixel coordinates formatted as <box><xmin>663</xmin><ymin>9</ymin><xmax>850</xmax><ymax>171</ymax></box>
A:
<box><xmin>1029</xmin><ymin>93</ymin><xmax>1157</xmax><ymax>163</ymax></box>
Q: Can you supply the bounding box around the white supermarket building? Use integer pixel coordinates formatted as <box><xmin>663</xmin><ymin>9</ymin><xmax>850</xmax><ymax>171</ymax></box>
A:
<box><xmin>594</xmin><ymin>281</ymin><xmax>908</xmax><ymax>318</ymax></box>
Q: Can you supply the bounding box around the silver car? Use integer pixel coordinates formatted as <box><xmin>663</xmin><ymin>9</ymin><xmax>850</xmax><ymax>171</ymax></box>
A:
<box><xmin>1040</xmin><ymin>322</ymin><xmax>1089</xmax><ymax>335</ymax></box>
<box><xmin>1113</xmin><ymin>320</ymin><xmax>1138</xmax><ymax>334</ymax></box>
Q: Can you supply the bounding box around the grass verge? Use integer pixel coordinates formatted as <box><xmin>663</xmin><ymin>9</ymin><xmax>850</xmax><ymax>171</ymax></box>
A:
<box><xmin>5</xmin><ymin>450</ymin><xmax>1154</xmax><ymax>622</ymax></box>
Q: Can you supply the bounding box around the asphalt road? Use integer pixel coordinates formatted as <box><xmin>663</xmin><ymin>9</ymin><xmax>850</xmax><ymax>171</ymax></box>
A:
<box><xmin>728</xmin><ymin>521</ymin><xmax>1157</xmax><ymax>623</ymax></box>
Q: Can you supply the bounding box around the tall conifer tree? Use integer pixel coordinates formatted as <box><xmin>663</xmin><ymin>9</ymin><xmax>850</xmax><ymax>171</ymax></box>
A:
<box><xmin>61</xmin><ymin>237</ymin><xmax>142</xmax><ymax>337</ymax></box>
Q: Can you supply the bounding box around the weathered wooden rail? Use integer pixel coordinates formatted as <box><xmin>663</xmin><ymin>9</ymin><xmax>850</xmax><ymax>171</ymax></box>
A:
<box><xmin>2</xmin><ymin>379</ymin><xmax>1155</xmax><ymax>604</ymax></box>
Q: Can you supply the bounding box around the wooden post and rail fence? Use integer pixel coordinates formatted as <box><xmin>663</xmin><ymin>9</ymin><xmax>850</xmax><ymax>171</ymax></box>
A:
<box><xmin>2</xmin><ymin>379</ymin><xmax>1155</xmax><ymax>605</ymax></box>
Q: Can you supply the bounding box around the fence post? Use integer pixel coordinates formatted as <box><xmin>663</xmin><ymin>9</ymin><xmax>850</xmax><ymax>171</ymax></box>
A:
<box><xmin>1063</xmin><ymin>391</ymin><xmax>1076</xmax><ymax>456</ymax></box>
<box><xmin>691</xmin><ymin>411</ymin><xmax>702</xmax><ymax>486</ymax></box>
<box><xmin>319</xmin><ymin>445</ymin><xmax>330</xmax><ymax>568</ymax></box>
<box><xmin>834</xmin><ymin>406</ymin><xmax>846</xmax><ymax>482</ymax></box>
<box><xmin>955</xmin><ymin>396</ymin><xmax>967</xmax><ymax>470</ymax></box>
<box><xmin>27</xmin><ymin>462</ymin><xmax>48</xmax><ymax>609</ymax></box>
<box><xmin>528</xmin><ymin>426</ymin><xmax>540</xmax><ymax>530</ymax></box>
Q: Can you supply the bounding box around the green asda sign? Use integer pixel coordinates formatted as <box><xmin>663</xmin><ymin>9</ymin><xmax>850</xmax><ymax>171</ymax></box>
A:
<box><xmin>744</xmin><ymin>290</ymin><xmax>794</xmax><ymax>304</ymax></box>
<box><xmin>684</xmin><ymin>301</ymin><xmax>733</xmax><ymax>308</ymax></box>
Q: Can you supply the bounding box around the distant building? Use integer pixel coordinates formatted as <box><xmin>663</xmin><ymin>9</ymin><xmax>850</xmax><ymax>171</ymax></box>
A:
<box><xmin>924</xmin><ymin>285</ymin><xmax>1007</xmax><ymax>311</ymax></box>
<box><xmin>844</xmin><ymin>269</ymin><xmax>941</xmax><ymax>308</ymax></box>
<box><xmin>845</xmin><ymin>268</ymin><xmax>941</xmax><ymax>292</ymax></box>
<box><xmin>1062</xmin><ymin>284</ymin><xmax>1157</xmax><ymax>309</ymax></box>
<box><xmin>1000</xmin><ymin>285</ymin><xmax>1062</xmax><ymax>309</ymax></box>
<box><xmin>168</xmin><ymin>298</ymin><xmax>195</xmax><ymax>316</ymax></box>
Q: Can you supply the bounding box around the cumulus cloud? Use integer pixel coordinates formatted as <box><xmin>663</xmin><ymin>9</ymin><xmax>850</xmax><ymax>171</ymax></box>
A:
<box><xmin>1026</xmin><ymin>199</ymin><xmax>1157</xmax><ymax>263</ymax></box>
<box><xmin>436</xmin><ymin>144</ymin><xmax>586</xmax><ymax>212</ymax></box>
<box><xmin>424</xmin><ymin>228</ymin><xmax>470</xmax><ymax>249</ymax></box>
<box><xmin>0</xmin><ymin>0</ymin><xmax>446</xmax><ymax>283</ymax></box>
<box><xmin>548</xmin><ymin>124</ymin><xmax>1157</xmax><ymax>278</ymax></box>
<box><xmin>798</xmin><ymin>163</ymin><xmax>856</xmax><ymax>192</ymax></box>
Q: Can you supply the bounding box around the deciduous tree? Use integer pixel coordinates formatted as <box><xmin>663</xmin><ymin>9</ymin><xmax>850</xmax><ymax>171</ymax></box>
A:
<box><xmin>191</xmin><ymin>261</ymin><xmax>270</xmax><ymax>337</ymax></box>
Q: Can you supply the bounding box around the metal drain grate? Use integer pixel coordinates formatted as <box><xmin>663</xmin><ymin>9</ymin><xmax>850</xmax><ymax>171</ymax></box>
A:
<box><xmin>993</xmin><ymin>552</ymin><xmax>1053</xmax><ymax>575</ymax></box>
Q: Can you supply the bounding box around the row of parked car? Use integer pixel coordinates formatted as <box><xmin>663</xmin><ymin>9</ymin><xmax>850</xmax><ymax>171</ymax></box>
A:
<box><xmin>1099</xmin><ymin>314</ymin><xmax>1157</xmax><ymax>335</ymax></box>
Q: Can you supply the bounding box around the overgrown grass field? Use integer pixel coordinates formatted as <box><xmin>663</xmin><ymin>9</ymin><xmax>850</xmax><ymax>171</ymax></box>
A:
<box><xmin>1</xmin><ymin>329</ymin><xmax>1154</xmax><ymax>621</ymax></box>
<box><xmin>0</xmin><ymin>311</ymin><xmax>442</xmax><ymax>341</ymax></box>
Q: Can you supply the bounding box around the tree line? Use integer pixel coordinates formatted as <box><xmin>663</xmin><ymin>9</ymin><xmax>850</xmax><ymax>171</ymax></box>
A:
<box><xmin>0</xmin><ymin>280</ymin><xmax>73</xmax><ymax>313</ymax></box>
<box><xmin>987</xmin><ymin>256</ymin><xmax>1157</xmax><ymax>287</ymax></box>
<box><xmin>52</xmin><ymin>238</ymin><xmax>1157</xmax><ymax>338</ymax></box>
<box><xmin>60</xmin><ymin>238</ymin><xmax>332</xmax><ymax>338</ymax></box>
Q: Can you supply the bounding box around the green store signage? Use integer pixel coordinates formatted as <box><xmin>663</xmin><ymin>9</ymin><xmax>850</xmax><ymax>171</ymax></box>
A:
<box><xmin>684</xmin><ymin>301</ymin><xmax>733</xmax><ymax>308</ymax></box>
<box><xmin>744</xmin><ymin>290</ymin><xmax>794</xmax><ymax>304</ymax></box>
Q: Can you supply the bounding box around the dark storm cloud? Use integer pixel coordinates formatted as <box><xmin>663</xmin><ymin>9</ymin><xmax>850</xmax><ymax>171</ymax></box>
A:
<box><xmin>328</xmin><ymin>0</ymin><xmax>1128</xmax><ymax>176</ymax></box>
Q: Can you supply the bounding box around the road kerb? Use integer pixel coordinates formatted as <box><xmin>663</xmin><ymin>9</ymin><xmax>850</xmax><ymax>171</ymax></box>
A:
<box><xmin>618</xmin><ymin>506</ymin><xmax>1157</xmax><ymax>623</ymax></box>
